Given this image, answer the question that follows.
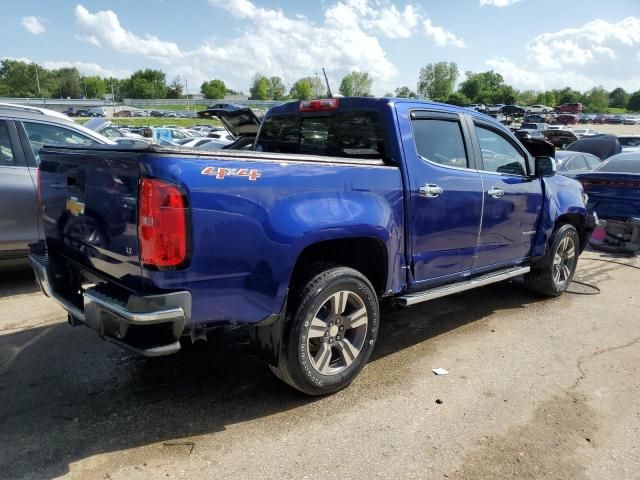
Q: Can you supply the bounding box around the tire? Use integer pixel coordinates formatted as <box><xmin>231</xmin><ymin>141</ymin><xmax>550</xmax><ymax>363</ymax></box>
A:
<box><xmin>525</xmin><ymin>224</ymin><xmax>579</xmax><ymax>297</ymax></box>
<box><xmin>270</xmin><ymin>266</ymin><xmax>379</xmax><ymax>395</ymax></box>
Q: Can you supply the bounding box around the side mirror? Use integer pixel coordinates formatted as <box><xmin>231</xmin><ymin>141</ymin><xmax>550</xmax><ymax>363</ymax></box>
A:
<box><xmin>535</xmin><ymin>156</ymin><xmax>556</xmax><ymax>177</ymax></box>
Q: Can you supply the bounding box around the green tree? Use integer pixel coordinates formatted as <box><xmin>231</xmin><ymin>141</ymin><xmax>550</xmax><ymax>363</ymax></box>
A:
<box><xmin>339</xmin><ymin>71</ymin><xmax>373</xmax><ymax>97</ymax></box>
<box><xmin>553</xmin><ymin>87</ymin><xmax>581</xmax><ymax>105</ymax></box>
<box><xmin>0</xmin><ymin>59</ymin><xmax>41</xmax><ymax>96</ymax></box>
<box><xmin>289</xmin><ymin>78</ymin><xmax>314</xmax><ymax>100</ymax></box>
<box><xmin>249</xmin><ymin>74</ymin><xmax>270</xmax><ymax>100</ymax></box>
<box><xmin>310</xmin><ymin>76</ymin><xmax>326</xmax><ymax>98</ymax></box>
<box><xmin>55</xmin><ymin>68</ymin><xmax>82</xmax><ymax>98</ymax></box>
<box><xmin>121</xmin><ymin>69</ymin><xmax>167</xmax><ymax>99</ymax></box>
<box><xmin>445</xmin><ymin>92</ymin><xmax>470</xmax><ymax>106</ymax></box>
<box><xmin>394</xmin><ymin>86</ymin><xmax>417</xmax><ymax>98</ymax></box>
<box><xmin>517</xmin><ymin>90</ymin><xmax>537</xmax><ymax>106</ymax></box>
<box><xmin>269</xmin><ymin>76</ymin><xmax>286</xmax><ymax>100</ymax></box>
<box><xmin>166</xmin><ymin>77</ymin><xmax>184</xmax><ymax>99</ymax></box>
<box><xmin>458</xmin><ymin>70</ymin><xmax>504</xmax><ymax>104</ymax></box>
<box><xmin>535</xmin><ymin>91</ymin><xmax>556</xmax><ymax>107</ymax></box>
<box><xmin>608</xmin><ymin>87</ymin><xmax>629</xmax><ymax>109</ymax></box>
<box><xmin>82</xmin><ymin>76</ymin><xmax>106</xmax><ymax>98</ymax></box>
<box><xmin>201</xmin><ymin>79</ymin><xmax>227</xmax><ymax>99</ymax></box>
<box><xmin>628</xmin><ymin>90</ymin><xmax>640</xmax><ymax>112</ymax></box>
<box><xmin>582</xmin><ymin>86</ymin><xmax>609</xmax><ymax>112</ymax></box>
<box><xmin>417</xmin><ymin>62</ymin><xmax>459</xmax><ymax>101</ymax></box>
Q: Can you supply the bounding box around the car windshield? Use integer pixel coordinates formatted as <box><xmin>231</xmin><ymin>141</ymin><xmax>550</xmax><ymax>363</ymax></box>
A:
<box><xmin>595</xmin><ymin>154</ymin><xmax>640</xmax><ymax>173</ymax></box>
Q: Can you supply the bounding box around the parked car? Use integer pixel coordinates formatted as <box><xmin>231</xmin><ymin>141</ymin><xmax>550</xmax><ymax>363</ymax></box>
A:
<box><xmin>114</xmin><ymin>110</ymin><xmax>133</xmax><ymax>118</ymax></box>
<box><xmin>514</xmin><ymin>129</ymin><xmax>545</xmax><ymax>140</ymax></box>
<box><xmin>526</xmin><ymin>105</ymin><xmax>552</xmax><ymax>114</ymax></box>
<box><xmin>520</xmin><ymin>122</ymin><xmax>550</xmax><ymax>131</ymax></box>
<box><xmin>84</xmin><ymin>118</ymin><xmax>144</xmax><ymax>140</ymax></box>
<box><xmin>554</xmin><ymin>114</ymin><xmax>578</xmax><ymax>125</ymax></box>
<box><xmin>132</xmin><ymin>110</ymin><xmax>149</xmax><ymax>117</ymax></box>
<box><xmin>579</xmin><ymin>114</ymin><xmax>596</xmax><ymax>124</ymax></box>
<box><xmin>593</xmin><ymin>114</ymin><xmax>608</xmax><ymax>124</ymax></box>
<box><xmin>486</xmin><ymin>104</ymin><xmax>505</xmax><ymax>114</ymax></box>
<box><xmin>565</xmin><ymin>134</ymin><xmax>622</xmax><ymax>160</ymax></box>
<box><xmin>555</xmin><ymin>103</ymin><xmax>583</xmax><ymax>114</ymax></box>
<box><xmin>0</xmin><ymin>103</ymin><xmax>113</xmax><ymax>265</ymax></box>
<box><xmin>31</xmin><ymin>97</ymin><xmax>596</xmax><ymax>395</ymax></box>
<box><xmin>88</xmin><ymin>107</ymin><xmax>107</xmax><ymax>117</ymax></box>
<box><xmin>554</xmin><ymin>151</ymin><xmax>601</xmax><ymax>178</ymax></box>
<box><xmin>207</xmin><ymin>102</ymin><xmax>245</xmax><ymax>111</ymax></box>
<box><xmin>577</xmin><ymin>152</ymin><xmax>640</xmax><ymax>254</ymax></box>
<box><xmin>572</xmin><ymin>128</ymin><xmax>598</xmax><ymax>138</ymax></box>
<box><xmin>543</xmin><ymin>129</ymin><xmax>578</xmax><ymax>148</ymax></box>
<box><xmin>465</xmin><ymin>104</ymin><xmax>486</xmax><ymax>113</ymax></box>
<box><xmin>149</xmin><ymin>110</ymin><xmax>165</xmax><ymax>117</ymax></box>
<box><xmin>622</xmin><ymin>115</ymin><xmax>639</xmax><ymax>125</ymax></box>
<box><xmin>523</xmin><ymin>114</ymin><xmax>551</xmax><ymax>124</ymax></box>
<box><xmin>74</xmin><ymin>109</ymin><xmax>91</xmax><ymax>117</ymax></box>
<box><xmin>618</xmin><ymin>136</ymin><xmax>640</xmax><ymax>152</ymax></box>
<box><xmin>606</xmin><ymin>115</ymin><xmax>624</xmax><ymax>125</ymax></box>
<box><xmin>501</xmin><ymin>105</ymin><xmax>526</xmax><ymax>116</ymax></box>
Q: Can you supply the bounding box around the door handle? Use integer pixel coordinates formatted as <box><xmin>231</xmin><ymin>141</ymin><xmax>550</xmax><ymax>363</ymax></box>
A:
<box><xmin>487</xmin><ymin>187</ymin><xmax>505</xmax><ymax>199</ymax></box>
<box><xmin>419</xmin><ymin>184</ymin><xmax>443</xmax><ymax>198</ymax></box>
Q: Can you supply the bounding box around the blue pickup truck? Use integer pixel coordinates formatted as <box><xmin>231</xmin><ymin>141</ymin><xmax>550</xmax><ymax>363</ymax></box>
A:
<box><xmin>31</xmin><ymin>98</ymin><xmax>596</xmax><ymax>395</ymax></box>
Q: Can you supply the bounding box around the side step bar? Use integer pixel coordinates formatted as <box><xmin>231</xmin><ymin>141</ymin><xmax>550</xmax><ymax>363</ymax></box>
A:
<box><xmin>396</xmin><ymin>266</ymin><xmax>530</xmax><ymax>306</ymax></box>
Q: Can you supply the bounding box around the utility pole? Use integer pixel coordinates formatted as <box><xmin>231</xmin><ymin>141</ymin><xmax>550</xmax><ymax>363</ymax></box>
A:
<box><xmin>185</xmin><ymin>78</ymin><xmax>189</xmax><ymax>111</ymax></box>
<box><xmin>34</xmin><ymin>63</ymin><xmax>41</xmax><ymax>97</ymax></box>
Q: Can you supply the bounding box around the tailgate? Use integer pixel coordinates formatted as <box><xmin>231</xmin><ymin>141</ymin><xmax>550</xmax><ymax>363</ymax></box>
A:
<box><xmin>39</xmin><ymin>146</ymin><xmax>142</xmax><ymax>286</ymax></box>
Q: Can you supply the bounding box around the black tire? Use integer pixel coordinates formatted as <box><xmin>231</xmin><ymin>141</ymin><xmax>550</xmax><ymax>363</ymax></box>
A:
<box><xmin>525</xmin><ymin>224</ymin><xmax>579</xmax><ymax>297</ymax></box>
<box><xmin>271</xmin><ymin>266</ymin><xmax>379</xmax><ymax>396</ymax></box>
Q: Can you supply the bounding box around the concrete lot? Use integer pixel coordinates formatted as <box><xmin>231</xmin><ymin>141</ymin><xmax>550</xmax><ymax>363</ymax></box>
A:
<box><xmin>1</xmin><ymin>252</ymin><xmax>639</xmax><ymax>480</ymax></box>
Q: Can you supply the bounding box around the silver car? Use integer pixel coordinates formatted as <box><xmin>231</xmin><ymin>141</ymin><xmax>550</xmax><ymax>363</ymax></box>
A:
<box><xmin>0</xmin><ymin>103</ymin><xmax>113</xmax><ymax>265</ymax></box>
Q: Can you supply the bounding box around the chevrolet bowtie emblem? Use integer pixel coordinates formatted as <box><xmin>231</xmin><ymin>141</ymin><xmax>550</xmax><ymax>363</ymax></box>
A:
<box><xmin>66</xmin><ymin>197</ymin><xmax>85</xmax><ymax>216</ymax></box>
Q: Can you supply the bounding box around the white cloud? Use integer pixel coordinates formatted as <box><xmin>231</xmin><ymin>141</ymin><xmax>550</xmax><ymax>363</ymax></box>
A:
<box><xmin>486</xmin><ymin>17</ymin><xmax>640</xmax><ymax>91</ymax></box>
<box><xmin>422</xmin><ymin>19</ymin><xmax>466</xmax><ymax>48</ymax></box>
<box><xmin>71</xmin><ymin>1</ymin><xmax>465</xmax><ymax>93</ymax></box>
<box><xmin>74</xmin><ymin>5</ymin><xmax>182</xmax><ymax>61</ymax></box>
<box><xmin>21</xmin><ymin>16</ymin><xmax>45</xmax><ymax>35</ymax></box>
<box><xmin>42</xmin><ymin>61</ymin><xmax>131</xmax><ymax>79</ymax></box>
<box><xmin>479</xmin><ymin>0</ymin><xmax>521</xmax><ymax>6</ymax></box>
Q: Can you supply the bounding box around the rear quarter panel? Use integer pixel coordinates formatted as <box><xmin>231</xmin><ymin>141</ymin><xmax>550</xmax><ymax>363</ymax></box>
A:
<box><xmin>139</xmin><ymin>153</ymin><xmax>405</xmax><ymax>326</ymax></box>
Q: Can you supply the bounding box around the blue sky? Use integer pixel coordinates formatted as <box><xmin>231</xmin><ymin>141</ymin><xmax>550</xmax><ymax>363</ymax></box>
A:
<box><xmin>2</xmin><ymin>0</ymin><xmax>639</xmax><ymax>95</ymax></box>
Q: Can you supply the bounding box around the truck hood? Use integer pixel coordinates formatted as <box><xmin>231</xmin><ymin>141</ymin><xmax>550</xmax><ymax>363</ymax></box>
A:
<box><xmin>197</xmin><ymin>108</ymin><xmax>261</xmax><ymax>137</ymax></box>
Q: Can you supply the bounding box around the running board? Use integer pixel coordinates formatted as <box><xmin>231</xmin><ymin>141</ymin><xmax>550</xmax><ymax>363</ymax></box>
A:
<box><xmin>396</xmin><ymin>266</ymin><xmax>530</xmax><ymax>306</ymax></box>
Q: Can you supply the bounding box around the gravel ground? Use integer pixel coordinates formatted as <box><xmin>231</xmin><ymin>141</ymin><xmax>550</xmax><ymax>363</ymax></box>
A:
<box><xmin>1</xmin><ymin>251</ymin><xmax>639</xmax><ymax>480</ymax></box>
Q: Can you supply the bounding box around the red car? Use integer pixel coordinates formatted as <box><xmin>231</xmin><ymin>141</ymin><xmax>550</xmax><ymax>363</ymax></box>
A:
<box><xmin>555</xmin><ymin>103</ymin><xmax>583</xmax><ymax>114</ymax></box>
<box><xmin>554</xmin><ymin>114</ymin><xmax>578</xmax><ymax>125</ymax></box>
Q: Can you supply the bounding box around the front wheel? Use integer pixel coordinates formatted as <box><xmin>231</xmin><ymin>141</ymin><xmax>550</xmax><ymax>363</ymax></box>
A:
<box><xmin>271</xmin><ymin>267</ymin><xmax>379</xmax><ymax>395</ymax></box>
<box><xmin>525</xmin><ymin>224</ymin><xmax>579</xmax><ymax>297</ymax></box>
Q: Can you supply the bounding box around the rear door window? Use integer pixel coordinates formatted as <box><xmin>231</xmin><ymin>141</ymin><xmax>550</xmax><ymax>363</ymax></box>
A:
<box><xmin>258</xmin><ymin>111</ymin><xmax>386</xmax><ymax>160</ymax></box>
<box><xmin>0</xmin><ymin>121</ymin><xmax>16</xmax><ymax>166</ymax></box>
<box><xmin>411</xmin><ymin>118</ymin><xmax>469</xmax><ymax>169</ymax></box>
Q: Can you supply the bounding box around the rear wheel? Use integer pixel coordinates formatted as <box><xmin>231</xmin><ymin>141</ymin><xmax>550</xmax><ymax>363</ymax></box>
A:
<box><xmin>525</xmin><ymin>224</ymin><xmax>579</xmax><ymax>296</ymax></box>
<box><xmin>271</xmin><ymin>266</ymin><xmax>379</xmax><ymax>395</ymax></box>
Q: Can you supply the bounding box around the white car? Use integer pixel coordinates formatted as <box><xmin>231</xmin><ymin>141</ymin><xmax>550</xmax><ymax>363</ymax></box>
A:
<box><xmin>572</xmin><ymin>128</ymin><xmax>598</xmax><ymax>138</ymax></box>
<box><xmin>526</xmin><ymin>105</ymin><xmax>552</xmax><ymax>114</ymax></box>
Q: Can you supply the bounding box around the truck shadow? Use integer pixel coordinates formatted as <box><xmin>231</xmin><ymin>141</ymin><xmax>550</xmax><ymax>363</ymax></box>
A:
<box><xmin>0</xmin><ymin>273</ymin><xmax>610</xmax><ymax>479</ymax></box>
<box><xmin>0</xmin><ymin>264</ymin><xmax>39</xmax><ymax>300</ymax></box>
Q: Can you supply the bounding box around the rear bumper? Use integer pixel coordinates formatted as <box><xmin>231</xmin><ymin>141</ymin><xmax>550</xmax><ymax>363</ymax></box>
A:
<box><xmin>30</xmin><ymin>252</ymin><xmax>191</xmax><ymax>357</ymax></box>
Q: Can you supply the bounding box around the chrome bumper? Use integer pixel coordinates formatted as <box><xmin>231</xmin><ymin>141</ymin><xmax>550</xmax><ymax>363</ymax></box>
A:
<box><xmin>30</xmin><ymin>252</ymin><xmax>191</xmax><ymax>357</ymax></box>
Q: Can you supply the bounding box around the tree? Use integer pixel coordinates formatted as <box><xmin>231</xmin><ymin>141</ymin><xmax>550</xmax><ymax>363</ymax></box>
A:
<box><xmin>553</xmin><ymin>87</ymin><xmax>581</xmax><ymax>105</ymax></box>
<box><xmin>121</xmin><ymin>69</ymin><xmax>167</xmax><ymax>99</ymax></box>
<box><xmin>582</xmin><ymin>86</ymin><xmax>609</xmax><ymax>112</ymax></box>
<box><xmin>394</xmin><ymin>86</ymin><xmax>417</xmax><ymax>98</ymax></box>
<box><xmin>310</xmin><ymin>76</ymin><xmax>326</xmax><ymax>98</ymax></box>
<box><xmin>0</xmin><ymin>59</ymin><xmax>42</xmax><ymax>97</ymax></box>
<box><xmin>83</xmin><ymin>76</ymin><xmax>106</xmax><ymax>99</ymax></box>
<box><xmin>201</xmin><ymin>79</ymin><xmax>227</xmax><ymax>99</ymax></box>
<box><xmin>289</xmin><ymin>78</ymin><xmax>313</xmax><ymax>100</ymax></box>
<box><xmin>269</xmin><ymin>76</ymin><xmax>286</xmax><ymax>100</ymax></box>
<box><xmin>445</xmin><ymin>92</ymin><xmax>470</xmax><ymax>106</ymax></box>
<box><xmin>417</xmin><ymin>62</ymin><xmax>458</xmax><ymax>101</ymax></box>
<box><xmin>458</xmin><ymin>70</ymin><xmax>504</xmax><ymax>104</ymax></box>
<box><xmin>517</xmin><ymin>90</ymin><xmax>537</xmax><ymax>106</ymax></box>
<box><xmin>249</xmin><ymin>74</ymin><xmax>270</xmax><ymax>100</ymax></box>
<box><xmin>339</xmin><ymin>71</ymin><xmax>373</xmax><ymax>97</ymax></box>
<box><xmin>609</xmin><ymin>87</ymin><xmax>629</xmax><ymax>109</ymax></box>
<box><xmin>55</xmin><ymin>68</ymin><xmax>82</xmax><ymax>98</ymax></box>
<box><xmin>166</xmin><ymin>77</ymin><xmax>184</xmax><ymax>99</ymax></box>
<box><xmin>535</xmin><ymin>90</ymin><xmax>556</xmax><ymax>107</ymax></box>
<box><xmin>628</xmin><ymin>90</ymin><xmax>640</xmax><ymax>112</ymax></box>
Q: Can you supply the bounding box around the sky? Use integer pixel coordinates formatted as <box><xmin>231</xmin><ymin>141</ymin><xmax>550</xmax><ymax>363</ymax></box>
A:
<box><xmin>2</xmin><ymin>0</ymin><xmax>639</xmax><ymax>96</ymax></box>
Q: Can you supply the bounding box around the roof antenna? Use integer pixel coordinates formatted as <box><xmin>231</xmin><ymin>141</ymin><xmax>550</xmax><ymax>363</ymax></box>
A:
<box><xmin>322</xmin><ymin>68</ymin><xmax>333</xmax><ymax>98</ymax></box>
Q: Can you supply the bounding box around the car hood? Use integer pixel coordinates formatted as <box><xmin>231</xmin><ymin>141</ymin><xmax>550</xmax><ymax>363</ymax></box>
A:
<box><xmin>196</xmin><ymin>108</ymin><xmax>260</xmax><ymax>137</ymax></box>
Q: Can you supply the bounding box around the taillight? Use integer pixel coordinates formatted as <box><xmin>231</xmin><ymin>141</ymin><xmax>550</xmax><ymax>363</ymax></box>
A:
<box><xmin>138</xmin><ymin>178</ymin><xmax>188</xmax><ymax>269</ymax></box>
<box><xmin>299</xmin><ymin>98</ymin><xmax>339</xmax><ymax>112</ymax></box>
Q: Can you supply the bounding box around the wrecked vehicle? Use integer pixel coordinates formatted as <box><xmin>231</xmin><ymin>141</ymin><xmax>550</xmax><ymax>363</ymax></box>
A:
<box><xmin>578</xmin><ymin>152</ymin><xmax>640</xmax><ymax>254</ymax></box>
<box><xmin>31</xmin><ymin>97</ymin><xmax>596</xmax><ymax>395</ymax></box>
